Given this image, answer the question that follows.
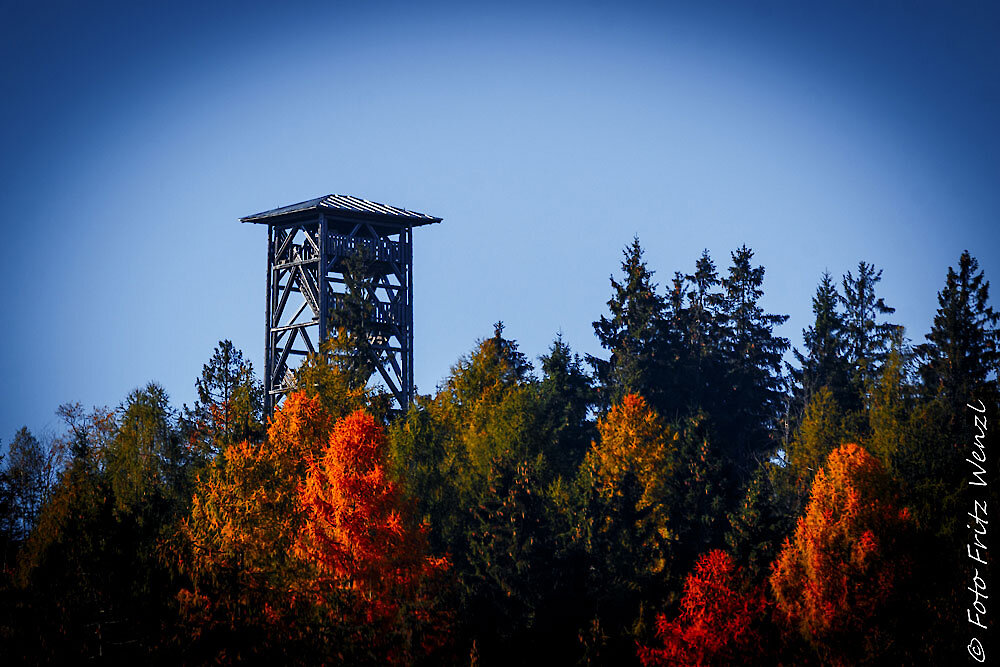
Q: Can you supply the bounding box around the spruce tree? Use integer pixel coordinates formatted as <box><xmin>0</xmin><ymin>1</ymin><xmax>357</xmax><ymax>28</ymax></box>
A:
<box><xmin>719</xmin><ymin>246</ymin><xmax>789</xmax><ymax>480</ymax></box>
<box><xmin>916</xmin><ymin>250</ymin><xmax>999</xmax><ymax>410</ymax></box>
<box><xmin>792</xmin><ymin>272</ymin><xmax>852</xmax><ymax>410</ymax></box>
<box><xmin>840</xmin><ymin>262</ymin><xmax>899</xmax><ymax>393</ymax></box>
<box><xmin>590</xmin><ymin>237</ymin><xmax>668</xmax><ymax>411</ymax></box>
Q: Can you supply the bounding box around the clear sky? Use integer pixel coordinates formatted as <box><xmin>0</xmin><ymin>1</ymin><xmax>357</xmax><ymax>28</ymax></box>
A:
<box><xmin>1</xmin><ymin>0</ymin><xmax>997</xmax><ymax>443</ymax></box>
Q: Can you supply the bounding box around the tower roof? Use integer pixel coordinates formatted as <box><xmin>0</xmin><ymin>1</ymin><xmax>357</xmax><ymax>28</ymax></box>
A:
<box><xmin>240</xmin><ymin>194</ymin><xmax>442</xmax><ymax>226</ymax></box>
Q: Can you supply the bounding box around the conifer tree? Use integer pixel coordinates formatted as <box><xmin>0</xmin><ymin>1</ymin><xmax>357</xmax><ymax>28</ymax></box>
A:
<box><xmin>183</xmin><ymin>340</ymin><xmax>264</xmax><ymax>461</ymax></box>
<box><xmin>841</xmin><ymin>262</ymin><xmax>899</xmax><ymax>393</ymax></box>
<box><xmin>792</xmin><ymin>271</ymin><xmax>852</xmax><ymax>410</ymax></box>
<box><xmin>680</xmin><ymin>250</ymin><xmax>727</xmax><ymax>412</ymax></box>
<box><xmin>719</xmin><ymin>246</ymin><xmax>789</xmax><ymax>480</ymax></box>
<box><xmin>328</xmin><ymin>249</ymin><xmax>380</xmax><ymax>389</ymax></box>
<box><xmin>916</xmin><ymin>250</ymin><xmax>999</xmax><ymax>412</ymax></box>
<box><xmin>590</xmin><ymin>238</ymin><xmax>668</xmax><ymax>411</ymax></box>
<box><xmin>536</xmin><ymin>334</ymin><xmax>595</xmax><ymax>477</ymax></box>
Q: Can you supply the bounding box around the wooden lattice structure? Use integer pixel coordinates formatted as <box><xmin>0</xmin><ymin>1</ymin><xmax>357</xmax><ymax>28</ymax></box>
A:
<box><xmin>241</xmin><ymin>195</ymin><xmax>441</xmax><ymax>413</ymax></box>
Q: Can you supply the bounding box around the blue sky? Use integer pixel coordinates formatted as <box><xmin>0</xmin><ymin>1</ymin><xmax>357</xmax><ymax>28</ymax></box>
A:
<box><xmin>1</xmin><ymin>1</ymin><xmax>997</xmax><ymax>443</ymax></box>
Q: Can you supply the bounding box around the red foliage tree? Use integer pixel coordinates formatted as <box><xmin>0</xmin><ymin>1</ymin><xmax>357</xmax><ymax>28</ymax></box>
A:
<box><xmin>295</xmin><ymin>409</ymin><xmax>452</xmax><ymax>661</ymax></box>
<box><xmin>638</xmin><ymin>549</ymin><xmax>765</xmax><ymax>666</ymax></box>
<box><xmin>770</xmin><ymin>442</ymin><xmax>913</xmax><ymax>664</ymax></box>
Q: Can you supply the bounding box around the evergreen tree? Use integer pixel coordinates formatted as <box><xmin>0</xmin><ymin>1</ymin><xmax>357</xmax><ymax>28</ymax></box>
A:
<box><xmin>719</xmin><ymin>246</ymin><xmax>789</xmax><ymax>480</ymax></box>
<box><xmin>182</xmin><ymin>340</ymin><xmax>264</xmax><ymax>462</ymax></box>
<box><xmin>916</xmin><ymin>250</ymin><xmax>999</xmax><ymax>411</ymax></box>
<box><xmin>536</xmin><ymin>334</ymin><xmax>596</xmax><ymax>477</ymax></box>
<box><xmin>590</xmin><ymin>238</ymin><xmax>668</xmax><ymax>411</ymax></box>
<box><xmin>792</xmin><ymin>272</ymin><xmax>852</xmax><ymax>411</ymax></box>
<box><xmin>841</xmin><ymin>262</ymin><xmax>899</xmax><ymax>392</ymax></box>
<box><xmin>328</xmin><ymin>249</ymin><xmax>380</xmax><ymax>389</ymax></box>
<box><xmin>679</xmin><ymin>250</ymin><xmax>727</xmax><ymax>413</ymax></box>
<box><xmin>724</xmin><ymin>465</ymin><xmax>792</xmax><ymax>585</ymax></box>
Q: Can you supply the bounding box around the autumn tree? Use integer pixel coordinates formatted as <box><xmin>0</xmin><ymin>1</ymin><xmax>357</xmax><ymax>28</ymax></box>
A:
<box><xmin>296</xmin><ymin>409</ymin><xmax>452</xmax><ymax>663</ymax></box>
<box><xmin>177</xmin><ymin>391</ymin><xmax>333</xmax><ymax>660</ymax></box>
<box><xmin>637</xmin><ymin>549</ymin><xmax>767</xmax><ymax>666</ymax></box>
<box><xmin>577</xmin><ymin>394</ymin><xmax>683</xmax><ymax>657</ymax></box>
<box><xmin>770</xmin><ymin>443</ymin><xmax>914</xmax><ymax>664</ymax></box>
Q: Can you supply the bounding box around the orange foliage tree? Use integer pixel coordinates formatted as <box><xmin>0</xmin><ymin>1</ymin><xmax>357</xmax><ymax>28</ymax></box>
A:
<box><xmin>637</xmin><ymin>549</ymin><xmax>766</xmax><ymax>666</ymax></box>
<box><xmin>295</xmin><ymin>409</ymin><xmax>452</xmax><ymax>660</ymax></box>
<box><xmin>769</xmin><ymin>442</ymin><xmax>913</xmax><ymax>664</ymax></box>
<box><xmin>176</xmin><ymin>392</ymin><xmax>333</xmax><ymax>657</ymax></box>
<box><xmin>177</xmin><ymin>392</ymin><xmax>450</xmax><ymax>661</ymax></box>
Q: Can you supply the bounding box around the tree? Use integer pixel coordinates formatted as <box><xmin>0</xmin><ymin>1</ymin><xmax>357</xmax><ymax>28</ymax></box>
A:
<box><xmin>781</xmin><ymin>386</ymin><xmax>856</xmax><ymax>498</ymax></box>
<box><xmin>14</xmin><ymin>387</ymin><xmax>187</xmax><ymax>662</ymax></box>
<box><xmin>296</xmin><ymin>409</ymin><xmax>452</xmax><ymax>663</ymax></box>
<box><xmin>54</xmin><ymin>402</ymin><xmax>116</xmax><ymax>465</ymax></box>
<box><xmin>637</xmin><ymin>550</ymin><xmax>767</xmax><ymax>666</ymax></box>
<box><xmin>535</xmin><ymin>334</ymin><xmax>595</xmax><ymax>478</ymax></box>
<box><xmin>678</xmin><ymin>250</ymin><xmax>728</xmax><ymax>414</ymax></box>
<box><xmin>841</xmin><ymin>262</ymin><xmax>899</xmax><ymax>392</ymax></box>
<box><xmin>590</xmin><ymin>238</ymin><xmax>668</xmax><ymax>411</ymax></box>
<box><xmin>105</xmin><ymin>383</ymin><xmax>187</xmax><ymax>518</ymax></box>
<box><xmin>182</xmin><ymin>340</ymin><xmax>264</xmax><ymax>461</ymax></box>
<box><xmin>916</xmin><ymin>250</ymin><xmax>999</xmax><ymax>413</ymax></box>
<box><xmin>577</xmin><ymin>394</ymin><xmax>678</xmax><ymax>657</ymax></box>
<box><xmin>586</xmin><ymin>394</ymin><xmax>675</xmax><ymax>550</ymax></box>
<box><xmin>719</xmin><ymin>246</ymin><xmax>789</xmax><ymax>481</ymax></box>
<box><xmin>724</xmin><ymin>465</ymin><xmax>792</xmax><ymax>585</ymax></box>
<box><xmin>294</xmin><ymin>336</ymin><xmax>393</xmax><ymax>424</ymax></box>
<box><xmin>770</xmin><ymin>443</ymin><xmax>914</xmax><ymax>664</ymax></box>
<box><xmin>328</xmin><ymin>249</ymin><xmax>380</xmax><ymax>390</ymax></box>
<box><xmin>3</xmin><ymin>428</ymin><xmax>60</xmax><ymax>542</ymax></box>
<box><xmin>791</xmin><ymin>271</ymin><xmax>852</xmax><ymax>411</ymax></box>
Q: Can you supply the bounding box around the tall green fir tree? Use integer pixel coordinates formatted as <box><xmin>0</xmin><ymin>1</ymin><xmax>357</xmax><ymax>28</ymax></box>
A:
<box><xmin>841</xmin><ymin>261</ymin><xmax>899</xmax><ymax>394</ymax></box>
<box><xmin>791</xmin><ymin>271</ymin><xmax>853</xmax><ymax>413</ymax></box>
<box><xmin>590</xmin><ymin>237</ymin><xmax>669</xmax><ymax>412</ymax></box>
<box><xmin>916</xmin><ymin>250</ymin><xmax>999</xmax><ymax>415</ymax></box>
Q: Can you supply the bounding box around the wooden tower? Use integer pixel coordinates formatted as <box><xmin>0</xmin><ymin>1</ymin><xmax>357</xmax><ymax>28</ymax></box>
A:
<box><xmin>241</xmin><ymin>195</ymin><xmax>441</xmax><ymax>414</ymax></box>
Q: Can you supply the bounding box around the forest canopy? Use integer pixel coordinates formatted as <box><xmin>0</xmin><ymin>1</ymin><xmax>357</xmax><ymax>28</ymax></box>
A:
<box><xmin>1</xmin><ymin>245</ymin><xmax>996</xmax><ymax>665</ymax></box>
